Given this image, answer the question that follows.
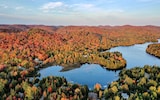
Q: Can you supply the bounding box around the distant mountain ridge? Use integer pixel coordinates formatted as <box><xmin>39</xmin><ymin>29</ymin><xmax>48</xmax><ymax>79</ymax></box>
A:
<box><xmin>0</xmin><ymin>25</ymin><xmax>59</xmax><ymax>33</ymax></box>
<box><xmin>0</xmin><ymin>24</ymin><xmax>160</xmax><ymax>34</ymax></box>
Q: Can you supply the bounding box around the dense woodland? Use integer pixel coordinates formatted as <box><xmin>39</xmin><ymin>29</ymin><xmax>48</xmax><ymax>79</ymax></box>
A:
<box><xmin>146</xmin><ymin>43</ymin><xmax>160</xmax><ymax>58</ymax></box>
<box><xmin>0</xmin><ymin>25</ymin><xmax>160</xmax><ymax>99</ymax></box>
<box><xmin>0</xmin><ymin>64</ymin><xmax>159</xmax><ymax>99</ymax></box>
<box><xmin>0</xmin><ymin>25</ymin><xmax>160</xmax><ymax>69</ymax></box>
<box><xmin>103</xmin><ymin>65</ymin><xmax>160</xmax><ymax>100</ymax></box>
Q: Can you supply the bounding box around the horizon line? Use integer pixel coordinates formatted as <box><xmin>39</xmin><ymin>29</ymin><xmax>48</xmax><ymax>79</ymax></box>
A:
<box><xmin>0</xmin><ymin>24</ymin><xmax>160</xmax><ymax>27</ymax></box>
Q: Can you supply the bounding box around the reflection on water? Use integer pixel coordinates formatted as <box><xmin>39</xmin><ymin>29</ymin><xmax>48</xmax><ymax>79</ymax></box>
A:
<box><xmin>39</xmin><ymin>39</ymin><xmax>160</xmax><ymax>89</ymax></box>
<box><xmin>39</xmin><ymin>64</ymin><xmax>119</xmax><ymax>89</ymax></box>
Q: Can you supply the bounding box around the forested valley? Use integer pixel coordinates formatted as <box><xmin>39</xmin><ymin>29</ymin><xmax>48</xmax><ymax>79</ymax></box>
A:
<box><xmin>0</xmin><ymin>25</ymin><xmax>160</xmax><ymax>99</ymax></box>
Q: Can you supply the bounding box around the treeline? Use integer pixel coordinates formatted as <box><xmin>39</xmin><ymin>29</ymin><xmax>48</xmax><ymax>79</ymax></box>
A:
<box><xmin>0</xmin><ymin>25</ymin><xmax>160</xmax><ymax>70</ymax></box>
<box><xmin>0</xmin><ymin>64</ymin><xmax>159</xmax><ymax>99</ymax></box>
<box><xmin>0</xmin><ymin>25</ymin><xmax>160</xmax><ymax>99</ymax></box>
<box><xmin>0</xmin><ymin>65</ymin><xmax>89</xmax><ymax>100</ymax></box>
<box><xmin>146</xmin><ymin>43</ymin><xmax>160</xmax><ymax>58</ymax></box>
<box><xmin>103</xmin><ymin>65</ymin><xmax>160</xmax><ymax>99</ymax></box>
<box><xmin>0</xmin><ymin>29</ymin><xmax>126</xmax><ymax>70</ymax></box>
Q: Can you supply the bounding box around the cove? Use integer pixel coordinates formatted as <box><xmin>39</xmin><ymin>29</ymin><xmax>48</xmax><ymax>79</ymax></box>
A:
<box><xmin>109</xmin><ymin>39</ymin><xmax>160</xmax><ymax>68</ymax></box>
<box><xmin>39</xmin><ymin>39</ymin><xmax>160</xmax><ymax>89</ymax></box>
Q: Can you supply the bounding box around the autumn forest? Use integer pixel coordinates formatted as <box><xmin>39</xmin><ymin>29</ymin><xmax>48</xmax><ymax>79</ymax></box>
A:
<box><xmin>0</xmin><ymin>25</ymin><xmax>160</xmax><ymax>99</ymax></box>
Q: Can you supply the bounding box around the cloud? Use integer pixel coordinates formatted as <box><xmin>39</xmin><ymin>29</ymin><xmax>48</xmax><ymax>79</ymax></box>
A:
<box><xmin>69</xmin><ymin>3</ymin><xmax>96</xmax><ymax>13</ymax></box>
<box><xmin>41</xmin><ymin>2</ymin><xmax>64</xmax><ymax>12</ymax></box>
<box><xmin>107</xmin><ymin>9</ymin><xmax>124</xmax><ymax>13</ymax></box>
<box><xmin>15</xmin><ymin>6</ymin><xmax>24</xmax><ymax>10</ymax></box>
<box><xmin>40</xmin><ymin>2</ymin><xmax>124</xmax><ymax>17</ymax></box>
<box><xmin>74</xmin><ymin>4</ymin><xmax>94</xmax><ymax>9</ymax></box>
<box><xmin>40</xmin><ymin>2</ymin><xmax>95</xmax><ymax>14</ymax></box>
<box><xmin>0</xmin><ymin>4</ymin><xmax>8</xmax><ymax>8</ymax></box>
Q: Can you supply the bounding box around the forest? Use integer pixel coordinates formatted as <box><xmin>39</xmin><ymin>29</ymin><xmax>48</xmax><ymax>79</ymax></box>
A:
<box><xmin>146</xmin><ymin>43</ymin><xmax>160</xmax><ymax>58</ymax></box>
<box><xmin>0</xmin><ymin>25</ymin><xmax>160</xmax><ymax>99</ymax></box>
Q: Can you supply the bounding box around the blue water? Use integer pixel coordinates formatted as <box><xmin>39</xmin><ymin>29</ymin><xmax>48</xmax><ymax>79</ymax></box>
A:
<box><xmin>109</xmin><ymin>41</ymin><xmax>160</xmax><ymax>68</ymax></box>
<box><xmin>39</xmin><ymin>39</ymin><xmax>160</xmax><ymax>89</ymax></box>
<box><xmin>39</xmin><ymin>64</ymin><xmax>118</xmax><ymax>89</ymax></box>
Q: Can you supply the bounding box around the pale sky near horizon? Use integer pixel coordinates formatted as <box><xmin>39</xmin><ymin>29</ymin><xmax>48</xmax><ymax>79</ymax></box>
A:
<box><xmin>0</xmin><ymin>0</ymin><xmax>160</xmax><ymax>26</ymax></box>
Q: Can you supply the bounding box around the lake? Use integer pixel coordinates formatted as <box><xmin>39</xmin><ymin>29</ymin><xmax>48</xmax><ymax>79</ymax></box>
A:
<box><xmin>39</xmin><ymin>39</ymin><xmax>160</xmax><ymax>89</ymax></box>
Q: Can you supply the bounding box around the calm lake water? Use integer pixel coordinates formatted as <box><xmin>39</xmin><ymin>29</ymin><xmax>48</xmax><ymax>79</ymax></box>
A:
<box><xmin>39</xmin><ymin>39</ymin><xmax>160</xmax><ymax>89</ymax></box>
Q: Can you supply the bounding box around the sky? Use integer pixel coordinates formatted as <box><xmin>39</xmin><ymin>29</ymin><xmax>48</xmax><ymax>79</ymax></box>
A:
<box><xmin>0</xmin><ymin>0</ymin><xmax>160</xmax><ymax>26</ymax></box>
